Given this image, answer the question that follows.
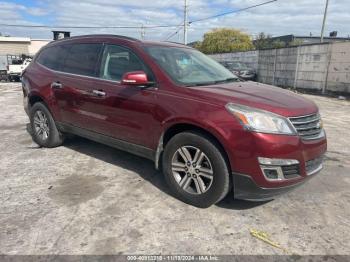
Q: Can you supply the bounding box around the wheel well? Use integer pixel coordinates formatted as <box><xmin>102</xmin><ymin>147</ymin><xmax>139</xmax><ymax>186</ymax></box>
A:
<box><xmin>29</xmin><ymin>95</ymin><xmax>44</xmax><ymax>107</ymax></box>
<box><xmin>28</xmin><ymin>95</ymin><xmax>53</xmax><ymax>117</ymax></box>
<box><xmin>161</xmin><ymin>123</ymin><xmax>232</xmax><ymax>173</ymax></box>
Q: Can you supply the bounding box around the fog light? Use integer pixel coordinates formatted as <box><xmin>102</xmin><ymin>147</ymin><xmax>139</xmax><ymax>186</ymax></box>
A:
<box><xmin>263</xmin><ymin>169</ymin><xmax>279</xmax><ymax>179</ymax></box>
<box><xmin>258</xmin><ymin>157</ymin><xmax>300</xmax><ymax>181</ymax></box>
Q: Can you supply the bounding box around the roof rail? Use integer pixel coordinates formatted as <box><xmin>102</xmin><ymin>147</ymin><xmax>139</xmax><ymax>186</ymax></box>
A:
<box><xmin>53</xmin><ymin>34</ymin><xmax>140</xmax><ymax>43</ymax></box>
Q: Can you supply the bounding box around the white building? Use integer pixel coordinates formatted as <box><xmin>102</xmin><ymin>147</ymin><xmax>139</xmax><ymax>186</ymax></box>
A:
<box><xmin>0</xmin><ymin>36</ymin><xmax>51</xmax><ymax>56</ymax></box>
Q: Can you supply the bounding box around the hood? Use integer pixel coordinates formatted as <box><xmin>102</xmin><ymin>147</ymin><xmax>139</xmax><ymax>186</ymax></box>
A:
<box><xmin>187</xmin><ymin>81</ymin><xmax>318</xmax><ymax>117</ymax></box>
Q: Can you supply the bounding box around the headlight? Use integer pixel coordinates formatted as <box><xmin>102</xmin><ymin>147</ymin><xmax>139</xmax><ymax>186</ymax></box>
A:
<box><xmin>225</xmin><ymin>103</ymin><xmax>296</xmax><ymax>135</ymax></box>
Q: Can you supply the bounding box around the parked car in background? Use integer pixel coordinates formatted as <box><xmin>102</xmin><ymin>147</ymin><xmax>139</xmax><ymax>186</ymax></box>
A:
<box><xmin>22</xmin><ymin>35</ymin><xmax>326</xmax><ymax>208</ymax></box>
<box><xmin>220</xmin><ymin>61</ymin><xmax>256</xmax><ymax>81</ymax></box>
<box><xmin>7</xmin><ymin>58</ymin><xmax>32</xmax><ymax>82</ymax></box>
<box><xmin>0</xmin><ymin>55</ymin><xmax>8</xmax><ymax>82</ymax></box>
<box><xmin>0</xmin><ymin>70</ymin><xmax>7</xmax><ymax>82</ymax></box>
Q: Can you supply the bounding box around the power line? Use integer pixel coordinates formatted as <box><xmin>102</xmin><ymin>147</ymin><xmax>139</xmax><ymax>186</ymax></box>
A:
<box><xmin>1</xmin><ymin>0</ymin><xmax>278</xmax><ymax>40</ymax></box>
<box><xmin>164</xmin><ymin>27</ymin><xmax>183</xmax><ymax>41</ymax></box>
<box><xmin>189</xmin><ymin>0</ymin><xmax>278</xmax><ymax>24</ymax></box>
<box><xmin>163</xmin><ymin>0</ymin><xmax>278</xmax><ymax>43</ymax></box>
<box><xmin>163</xmin><ymin>22</ymin><xmax>184</xmax><ymax>41</ymax></box>
<box><xmin>0</xmin><ymin>23</ymin><xmax>180</xmax><ymax>29</ymax></box>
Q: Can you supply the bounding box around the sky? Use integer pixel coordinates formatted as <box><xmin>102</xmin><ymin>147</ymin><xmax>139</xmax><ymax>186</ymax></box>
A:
<box><xmin>0</xmin><ymin>0</ymin><xmax>349</xmax><ymax>42</ymax></box>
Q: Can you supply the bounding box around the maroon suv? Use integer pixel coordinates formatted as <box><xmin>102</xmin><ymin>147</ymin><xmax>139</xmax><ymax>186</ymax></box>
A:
<box><xmin>22</xmin><ymin>35</ymin><xmax>327</xmax><ymax>207</ymax></box>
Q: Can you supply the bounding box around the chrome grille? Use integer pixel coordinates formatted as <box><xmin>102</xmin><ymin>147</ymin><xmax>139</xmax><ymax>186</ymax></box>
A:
<box><xmin>289</xmin><ymin>113</ymin><xmax>323</xmax><ymax>140</ymax></box>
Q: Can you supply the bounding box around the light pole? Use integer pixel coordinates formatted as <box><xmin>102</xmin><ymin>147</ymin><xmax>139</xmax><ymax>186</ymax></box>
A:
<box><xmin>320</xmin><ymin>0</ymin><xmax>329</xmax><ymax>43</ymax></box>
<box><xmin>183</xmin><ymin>0</ymin><xmax>188</xmax><ymax>45</ymax></box>
<box><xmin>140</xmin><ymin>24</ymin><xmax>146</xmax><ymax>40</ymax></box>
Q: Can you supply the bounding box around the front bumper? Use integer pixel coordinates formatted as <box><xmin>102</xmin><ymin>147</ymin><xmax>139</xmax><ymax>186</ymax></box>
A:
<box><xmin>240</xmin><ymin>74</ymin><xmax>256</xmax><ymax>80</ymax></box>
<box><xmin>233</xmin><ymin>164</ymin><xmax>322</xmax><ymax>201</ymax></box>
<box><xmin>221</xmin><ymin>125</ymin><xmax>327</xmax><ymax>200</ymax></box>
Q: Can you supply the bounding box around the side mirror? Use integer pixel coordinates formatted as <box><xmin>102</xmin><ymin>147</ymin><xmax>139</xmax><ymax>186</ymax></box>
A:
<box><xmin>121</xmin><ymin>71</ymin><xmax>150</xmax><ymax>86</ymax></box>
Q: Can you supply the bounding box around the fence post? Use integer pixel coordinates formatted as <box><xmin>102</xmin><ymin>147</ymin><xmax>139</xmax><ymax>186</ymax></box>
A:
<box><xmin>256</xmin><ymin>50</ymin><xmax>260</xmax><ymax>81</ymax></box>
<box><xmin>294</xmin><ymin>46</ymin><xmax>300</xmax><ymax>89</ymax></box>
<box><xmin>322</xmin><ymin>43</ymin><xmax>332</xmax><ymax>94</ymax></box>
<box><xmin>272</xmin><ymin>48</ymin><xmax>277</xmax><ymax>85</ymax></box>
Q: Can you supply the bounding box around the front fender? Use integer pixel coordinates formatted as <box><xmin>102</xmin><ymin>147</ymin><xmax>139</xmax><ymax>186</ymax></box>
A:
<box><xmin>155</xmin><ymin>116</ymin><xmax>242</xmax><ymax>171</ymax></box>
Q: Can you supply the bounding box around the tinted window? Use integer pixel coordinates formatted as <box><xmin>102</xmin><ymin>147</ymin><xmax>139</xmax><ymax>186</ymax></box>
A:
<box><xmin>99</xmin><ymin>45</ymin><xmax>153</xmax><ymax>81</ymax></box>
<box><xmin>62</xmin><ymin>43</ymin><xmax>102</xmax><ymax>77</ymax></box>
<box><xmin>36</xmin><ymin>45</ymin><xmax>68</xmax><ymax>71</ymax></box>
<box><xmin>145</xmin><ymin>46</ymin><xmax>236</xmax><ymax>86</ymax></box>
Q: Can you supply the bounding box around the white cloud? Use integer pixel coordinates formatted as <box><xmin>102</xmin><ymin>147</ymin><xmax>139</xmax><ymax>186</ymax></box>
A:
<box><xmin>0</xmin><ymin>0</ymin><xmax>349</xmax><ymax>41</ymax></box>
<box><xmin>26</xmin><ymin>7</ymin><xmax>49</xmax><ymax>16</ymax></box>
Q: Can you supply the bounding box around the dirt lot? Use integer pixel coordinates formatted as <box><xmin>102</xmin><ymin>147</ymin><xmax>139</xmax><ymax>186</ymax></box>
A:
<box><xmin>0</xmin><ymin>82</ymin><xmax>349</xmax><ymax>255</ymax></box>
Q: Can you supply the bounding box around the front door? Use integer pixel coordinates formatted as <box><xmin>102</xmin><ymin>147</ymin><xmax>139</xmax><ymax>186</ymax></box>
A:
<box><xmin>87</xmin><ymin>44</ymin><xmax>160</xmax><ymax>149</ymax></box>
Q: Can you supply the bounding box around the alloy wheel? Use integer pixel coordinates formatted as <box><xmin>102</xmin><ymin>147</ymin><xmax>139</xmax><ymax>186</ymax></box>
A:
<box><xmin>33</xmin><ymin>110</ymin><xmax>50</xmax><ymax>140</ymax></box>
<box><xmin>171</xmin><ymin>146</ymin><xmax>214</xmax><ymax>195</ymax></box>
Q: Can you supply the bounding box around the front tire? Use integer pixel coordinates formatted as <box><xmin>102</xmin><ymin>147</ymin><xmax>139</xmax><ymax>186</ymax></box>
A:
<box><xmin>29</xmin><ymin>102</ymin><xmax>64</xmax><ymax>148</ymax></box>
<box><xmin>162</xmin><ymin>131</ymin><xmax>230</xmax><ymax>208</ymax></box>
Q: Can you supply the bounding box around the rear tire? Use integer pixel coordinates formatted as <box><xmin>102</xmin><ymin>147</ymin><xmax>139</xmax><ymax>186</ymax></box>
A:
<box><xmin>29</xmin><ymin>102</ymin><xmax>64</xmax><ymax>148</ymax></box>
<box><xmin>162</xmin><ymin>131</ymin><xmax>230</xmax><ymax>208</ymax></box>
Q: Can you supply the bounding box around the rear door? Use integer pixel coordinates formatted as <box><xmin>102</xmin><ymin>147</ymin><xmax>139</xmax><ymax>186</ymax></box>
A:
<box><xmin>34</xmin><ymin>44</ymin><xmax>70</xmax><ymax>121</ymax></box>
<box><xmin>52</xmin><ymin>43</ymin><xmax>103</xmax><ymax>130</ymax></box>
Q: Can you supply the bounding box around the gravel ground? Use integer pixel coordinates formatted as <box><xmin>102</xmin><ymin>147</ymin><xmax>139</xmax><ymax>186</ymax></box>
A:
<box><xmin>0</xmin><ymin>82</ymin><xmax>349</xmax><ymax>255</ymax></box>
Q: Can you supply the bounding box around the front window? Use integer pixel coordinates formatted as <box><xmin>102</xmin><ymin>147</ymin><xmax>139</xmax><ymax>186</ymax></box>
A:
<box><xmin>100</xmin><ymin>44</ymin><xmax>153</xmax><ymax>82</ymax></box>
<box><xmin>144</xmin><ymin>46</ymin><xmax>238</xmax><ymax>86</ymax></box>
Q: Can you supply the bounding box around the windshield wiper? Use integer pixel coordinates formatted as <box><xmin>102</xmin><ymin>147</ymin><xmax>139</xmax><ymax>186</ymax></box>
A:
<box><xmin>214</xmin><ymin>77</ymin><xmax>239</xmax><ymax>84</ymax></box>
<box><xmin>184</xmin><ymin>82</ymin><xmax>216</xmax><ymax>87</ymax></box>
<box><xmin>184</xmin><ymin>78</ymin><xmax>239</xmax><ymax>87</ymax></box>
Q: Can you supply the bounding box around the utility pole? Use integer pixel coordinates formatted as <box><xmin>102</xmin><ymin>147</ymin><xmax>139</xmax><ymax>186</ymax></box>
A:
<box><xmin>140</xmin><ymin>24</ymin><xmax>145</xmax><ymax>40</ymax></box>
<box><xmin>183</xmin><ymin>0</ymin><xmax>188</xmax><ymax>45</ymax></box>
<box><xmin>320</xmin><ymin>0</ymin><xmax>329</xmax><ymax>43</ymax></box>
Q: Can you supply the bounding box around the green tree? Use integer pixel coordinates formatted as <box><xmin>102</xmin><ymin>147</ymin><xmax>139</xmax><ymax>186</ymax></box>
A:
<box><xmin>253</xmin><ymin>32</ymin><xmax>272</xmax><ymax>50</ymax></box>
<box><xmin>289</xmin><ymin>39</ymin><xmax>303</xmax><ymax>46</ymax></box>
<box><xmin>195</xmin><ymin>28</ymin><xmax>254</xmax><ymax>54</ymax></box>
<box><xmin>254</xmin><ymin>32</ymin><xmax>286</xmax><ymax>49</ymax></box>
<box><xmin>271</xmin><ymin>40</ymin><xmax>286</xmax><ymax>48</ymax></box>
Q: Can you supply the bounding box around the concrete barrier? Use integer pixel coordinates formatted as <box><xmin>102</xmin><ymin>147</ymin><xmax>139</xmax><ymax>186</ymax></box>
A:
<box><xmin>209</xmin><ymin>41</ymin><xmax>350</xmax><ymax>94</ymax></box>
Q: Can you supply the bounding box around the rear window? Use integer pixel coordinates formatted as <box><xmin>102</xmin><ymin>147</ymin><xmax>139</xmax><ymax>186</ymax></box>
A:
<box><xmin>36</xmin><ymin>45</ymin><xmax>68</xmax><ymax>71</ymax></box>
<box><xmin>62</xmin><ymin>43</ymin><xmax>102</xmax><ymax>77</ymax></box>
<box><xmin>36</xmin><ymin>43</ymin><xmax>102</xmax><ymax>77</ymax></box>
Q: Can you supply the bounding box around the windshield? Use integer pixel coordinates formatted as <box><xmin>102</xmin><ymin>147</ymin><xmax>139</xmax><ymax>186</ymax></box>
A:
<box><xmin>144</xmin><ymin>46</ymin><xmax>238</xmax><ymax>86</ymax></box>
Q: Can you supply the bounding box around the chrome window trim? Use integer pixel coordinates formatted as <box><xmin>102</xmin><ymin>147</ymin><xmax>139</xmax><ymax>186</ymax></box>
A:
<box><xmin>36</xmin><ymin>62</ymin><xmax>122</xmax><ymax>84</ymax></box>
<box><xmin>36</xmin><ymin>44</ymin><xmax>157</xmax><ymax>86</ymax></box>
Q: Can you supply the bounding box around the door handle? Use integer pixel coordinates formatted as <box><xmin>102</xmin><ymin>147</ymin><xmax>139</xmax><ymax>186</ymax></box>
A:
<box><xmin>51</xmin><ymin>81</ymin><xmax>63</xmax><ymax>89</ymax></box>
<box><xmin>92</xmin><ymin>90</ymin><xmax>106</xmax><ymax>97</ymax></box>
